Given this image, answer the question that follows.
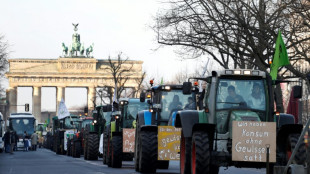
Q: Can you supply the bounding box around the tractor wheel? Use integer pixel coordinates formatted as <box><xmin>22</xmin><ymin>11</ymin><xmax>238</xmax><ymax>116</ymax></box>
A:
<box><xmin>103</xmin><ymin>133</ymin><xmax>108</xmax><ymax>164</ymax></box>
<box><xmin>107</xmin><ymin>135</ymin><xmax>112</xmax><ymax>167</ymax></box>
<box><xmin>180</xmin><ymin>131</ymin><xmax>191</xmax><ymax>174</ymax></box>
<box><xmin>139</xmin><ymin>130</ymin><xmax>157</xmax><ymax>173</ymax></box>
<box><xmin>134</xmin><ymin>125</ymin><xmax>140</xmax><ymax>172</ymax></box>
<box><xmin>72</xmin><ymin>141</ymin><xmax>76</xmax><ymax>157</ymax></box>
<box><xmin>60</xmin><ymin>139</ymin><xmax>65</xmax><ymax>155</ymax></box>
<box><xmin>84</xmin><ymin>136</ymin><xmax>88</xmax><ymax>160</ymax></box>
<box><xmin>86</xmin><ymin>134</ymin><xmax>99</xmax><ymax>160</ymax></box>
<box><xmin>56</xmin><ymin>136</ymin><xmax>61</xmax><ymax>154</ymax></box>
<box><xmin>191</xmin><ymin>131</ymin><xmax>213</xmax><ymax>174</ymax></box>
<box><xmin>157</xmin><ymin>160</ymin><xmax>169</xmax><ymax>169</ymax></box>
<box><xmin>111</xmin><ymin>135</ymin><xmax>123</xmax><ymax>168</ymax></box>
<box><xmin>66</xmin><ymin>139</ymin><xmax>71</xmax><ymax>156</ymax></box>
<box><xmin>286</xmin><ymin>134</ymin><xmax>307</xmax><ymax>165</ymax></box>
<box><xmin>74</xmin><ymin>141</ymin><xmax>81</xmax><ymax>158</ymax></box>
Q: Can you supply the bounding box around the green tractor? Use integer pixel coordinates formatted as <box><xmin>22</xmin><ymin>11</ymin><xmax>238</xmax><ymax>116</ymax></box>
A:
<box><xmin>67</xmin><ymin>116</ymin><xmax>93</xmax><ymax>158</ymax></box>
<box><xmin>103</xmin><ymin>98</ymin><xmax>149</xmax><ymax>168</ymax></box>
<box><xmin>53</xmin><ymin>115</ymin><xmax>81</xmax><ymax>155</ymax></box>
<box><xmin>83</xmin><ymin>104</ymin><xmax>113</xmax><ymax>160</ymax></box>
<box><xmin>175</xmin><ymin>69</ymin><xmax>306</xmax><ymax>174</ymax></box>
<box><xmin>134</xmin><ymin>81</ymin><xmax>199</xmax><ymax>173</ymax></box>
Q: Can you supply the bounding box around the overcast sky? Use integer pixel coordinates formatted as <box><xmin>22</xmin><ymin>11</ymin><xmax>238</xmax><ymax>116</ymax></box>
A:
<box><xmin>0</xmin><ymin>0</ymin><xmax>205</xmax><ymax>112</ymax></box>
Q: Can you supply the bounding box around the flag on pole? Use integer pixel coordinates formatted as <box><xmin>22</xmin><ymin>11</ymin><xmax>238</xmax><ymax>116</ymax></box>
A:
<box><xmin>58</xmin><ymin>98</ymin><xmax>70</xmax><ymax>119</ymax></box>
<box><xmin>270</xmin><ymin>30</ymin><xmax>290</xmax><ymax>80</ymax></box>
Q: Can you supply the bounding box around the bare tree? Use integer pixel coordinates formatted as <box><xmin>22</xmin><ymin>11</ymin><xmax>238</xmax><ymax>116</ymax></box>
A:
<box><xmin>0</xmin><ymin>34</ymin><xmax>9</xmax><ymax>96</ymax></box>
<box><xmin>128</xmin><ymin>71</ymin><xmax>146</xmax><ymax>98</ymax></box>
<box><xmin>96</xmin><ymin>87</ymin><xmax>112</xmax><ymax>105</ymax></box>
<box><xmin>104</xmin><ymin>53</ymin><xmax>134</xmax><ymax>103</ymax></box>
<box><xmin>154</xmin><ymin>0</ymin><xmax>310</xmax><ymax>80</ymax></box>
<box><xmin>154</xmin><ymin>0</ymin><xmax>310</xmax><ymax>111</ymax></box>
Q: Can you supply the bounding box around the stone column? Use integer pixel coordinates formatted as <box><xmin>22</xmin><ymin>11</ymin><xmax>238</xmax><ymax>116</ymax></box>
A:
<box><xmin>7</xmin><ymin>86</ymin><xmax>17</xmax><ymax>118</ymax></box>
<box><xmin>32</xmin><ymin>86</ymin><xmax>41</xmax><ymax>122</ymax></box>
<box><xmin>87</xmin><ymin>86</ymin><xmax>96</xmax><ymax>115</ymax></box>
<box><xmin>56</xmin><ymin>86</ymin><xmax>65</xmax><ymax>116</ymax></box>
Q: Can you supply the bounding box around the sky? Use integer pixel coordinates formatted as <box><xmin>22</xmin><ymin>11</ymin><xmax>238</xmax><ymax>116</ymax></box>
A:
<box><xmin>0</xmin><ymin>0</ymin><xmax>208</xmax><ymax>112</ymax></box>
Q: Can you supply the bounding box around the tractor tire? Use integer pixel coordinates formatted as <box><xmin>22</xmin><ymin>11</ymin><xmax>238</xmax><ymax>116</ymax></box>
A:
<box><xmin>103</xmin><ymin>133</ymin><xmax>108</xmax><ymax>164</ymax></box>
<box><xmin>139</xmin><ymin>130</ymin><xmax>157</xmax><ymax>173</ymax></box>
<box><xmin>86</xmin><ymin>134</ymin><xmax>98</xmax><ymax>160</ymax></box>
<box><xmin>107</xmin><ymin>135</ymin><xmax>112</xmax><ymax>167</ymax></box>
<box><xmin>157</xmin><ymin>160</ymin><xmax>169</xmax><ymax>169</ymax></box>
<box><xmin>111</xmin><ymin>135</ymin><xmax>123</xmax><ymax>168</ymax></box>
<box><xmin>180</xmin><ymin>131</ymin><xmax>191</xmax><ymax>174</ymax></box>
<box><xmin>73</xmin><ymin>141</ymin><xmax>81</xmax><ymax>158</ymax></box>
<box><xmin>72</xmin><ymin>140</ymin><xmax>76</xmax><ymax>157</ymax></box>
<box><xmin>61</xmin><ymin>139</ymin><xmax>65</xmax><ymax>155</ymax></box>
<box><xmin>56</xmin><ymin>136</ymin><xmax>61</xmax><ymax>155</ymax></box>
<box><xmin>191</xmin><ymin>131</ymin><xmax>214</xmax><ymax>174</ymax></box>
<box><xmin>66</xmin><ymin>139</ymin><xmax>71</xmax><ymax>156</ymax></box>
<box><xmin>286</xmin><ymin>134</ymin><xmax>307</xmax><ymax>165</ymax></box>
<box><xmin>84</xmin><ymin>137</ymin><xmax>88</xmax><ymax>160</ymax></box>
<box><xmin>134</xmin><ymin>125</ymin><xmax>140</xmax><ymax>172</ymax></box>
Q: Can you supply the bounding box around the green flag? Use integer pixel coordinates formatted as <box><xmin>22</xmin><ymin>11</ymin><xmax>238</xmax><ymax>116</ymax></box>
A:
<box><xmin>160</xmin><ymin>77</ymin><xmax>164</xmax><ymax>85</ymax></box>
<box><xmin>270</xmin><ymin>30</ymin><xmax>290</xmax><ymax>80</ymax></box>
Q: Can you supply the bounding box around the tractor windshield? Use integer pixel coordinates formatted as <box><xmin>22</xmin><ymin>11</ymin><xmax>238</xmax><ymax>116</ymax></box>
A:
<box><xmin>101</xmin><ymin>111</ymin><xmax>112</xmax><ymax>126</ymax></box>
<box><xmin>64</xmin><ymin>117</ymin><xmax>81</xmax><ymax>129</ymax></box>
<box><xmin>82</xmin><ymin>119</ymin><xmax>93</xmax><ymax>128</ymax></box>
<box><xmin>126</xmin><ymin>102</ymin><xmax>149</xmax><ymax>119</ymax></box>
<box><xmin>36</xmin><ymin>124</ymin><xmax>45</xmax><ymax>132</ymax></box>
<box><xmin>216</xmin><ymin>79</ymin><xmax>266</xmax><ymax>111</ymax></box>
<box><xmin>160</xmin><ymin>89</ymin><xmax>196</xmax><ymax>120</ymax></box>
<box><xmin>213</xmin><ymin>79</ymin><xmax>267</xmax><ymax>133</ymax></box>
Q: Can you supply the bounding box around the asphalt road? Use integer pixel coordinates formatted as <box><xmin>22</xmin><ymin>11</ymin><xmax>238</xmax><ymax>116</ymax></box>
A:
<box><xmin>0</xmin><ymin>148</ymin><xmax>266</xmax><ymax>174</ymax></box>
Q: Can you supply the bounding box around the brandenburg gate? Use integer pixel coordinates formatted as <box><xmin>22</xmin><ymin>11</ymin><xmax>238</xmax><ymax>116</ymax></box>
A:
<box><xmin>5</xmin><ymin>24</ymin><xmax>143</xmax><ymax>122</ymax></box>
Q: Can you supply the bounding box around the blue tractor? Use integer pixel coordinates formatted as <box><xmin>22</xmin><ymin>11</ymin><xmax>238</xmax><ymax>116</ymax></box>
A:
<box><xmin>134</xmin><ymin>81</ymin><xmax>199</xmax><ymax>173</ymax></box>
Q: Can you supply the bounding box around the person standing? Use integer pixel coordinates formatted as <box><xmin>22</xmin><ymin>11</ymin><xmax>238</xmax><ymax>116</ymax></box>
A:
<box><xmin>23</xmin><ymin>131</ymin><xmax>29</xmax><ymax>151</ymax></box>
<box><xmin>10</xmin><ymin>131</ymin><xmax>18</xmax><ymax>154</ymax></box>
<box><xmin>31</xmin><ymin>132</ymin><xmax>38</xmax><ymax>151</ymax></box>
<box><xmin>2</xmin><ymin>128</ymin><xmax>11</xmax><ymax>153</ymax></box>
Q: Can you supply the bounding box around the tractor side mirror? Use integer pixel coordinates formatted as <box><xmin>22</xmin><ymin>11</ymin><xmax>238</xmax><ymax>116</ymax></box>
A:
<box><xmin>183</xmin><ymin>82</ymin><xmax>192</xmax><ymax>94</ymax></box>
<box><xmin>140</xmin><ymin>92</ymin><xmax>146</xmax><ymax>102</ymax></box>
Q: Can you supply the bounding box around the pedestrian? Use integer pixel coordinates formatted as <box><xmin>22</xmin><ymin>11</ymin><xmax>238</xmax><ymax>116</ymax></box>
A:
<box><xmin>2</xmin><ymin>128</ymin><xmax>11</xmax><ymax>153</ymax></box>
<box><xmin>23</xmin><ymin>131</ymin><xmax>29</xmax><ymax>151</ymax></box>
<box><xmin>10</xmin><ymin>130</ymin><xmax>18</xmax><ymax>154</ymax></box>
<box><xmin>31</xmin><ymin>132</ymin><xmax>38</xmax><ymax>151</ymax></box>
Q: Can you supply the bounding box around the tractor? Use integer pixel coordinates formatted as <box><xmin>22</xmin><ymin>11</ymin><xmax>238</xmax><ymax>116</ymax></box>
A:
<box><xmin>53</xmin><ymin>115</ymin><xmax>81</xmax><ymax>155</ymax></box>
<box><xmin>83</xmin><ymin>104</ymin><xmax>112</xmax><ymax>160</ymax></box>
<box><xmin>103</xmin><ymin>98</ymin><xmax>148</xmax><ymax>168</ymax></box>
<box><xmin>175</xmin><ymin>69</ymin><xmax>306</xmax><ymax>174</ymax></box>
<box><xmin>134</xmin><ymin>81</ymin><xmax>199</xmax><ymax>173</ymax></box>
<box><xmin>67</xmin><ymin>116</ymin><xmax>93</xmax><ymax>158</ymax></box>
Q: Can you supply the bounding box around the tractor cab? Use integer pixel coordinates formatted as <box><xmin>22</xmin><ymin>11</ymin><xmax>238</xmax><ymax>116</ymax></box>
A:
<box><xmin>143</xmin><ymin>83</ymin><xmax>199</xmax><ymax>126</ymax></box>
<box><xmin>118</xmin><ymin>98</ymin><xmax>149</xmax><ymax>129</ymax></box>
<box><xmin>204</xmin><ymin>70</ymin><xmax>273</xmax><ymax>135</ymax></box>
